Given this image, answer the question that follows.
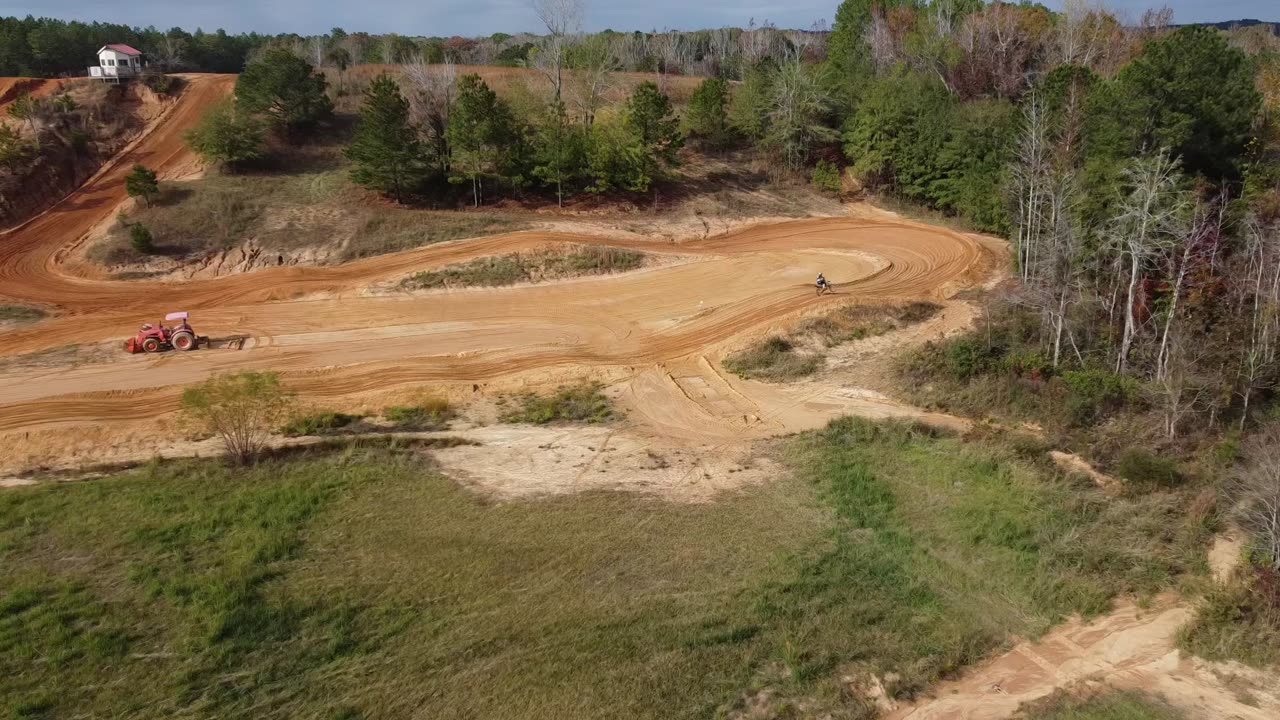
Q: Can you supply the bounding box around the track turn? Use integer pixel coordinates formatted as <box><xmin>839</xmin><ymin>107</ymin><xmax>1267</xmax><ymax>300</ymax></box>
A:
<box><xmin>0</xmin><ymin>74</ymin><xmax>1003</xmax><ymax>442</ymax></box>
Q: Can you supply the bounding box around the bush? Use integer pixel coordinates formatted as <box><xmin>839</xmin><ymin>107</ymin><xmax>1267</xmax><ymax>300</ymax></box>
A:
<box><xmin>811</xmin><ymin>159</ymin><xmax>842</xmax><ymax>195</ymax></box>
<box><xmin>723</xmin><ymin>336</ymin><xmax>823</xmax><ymax>381</ymax></box>
<box><xmin>180</xmin><ymin>371</ymin><xmax>295</xmax><ymax>465</ymax></box>
<box><xmin>502</xmin><ymin>383</ymin><xmax>614</xmax><ymax>424</ymax></box>
<box><xmin>1061</xmin><ymin>369</ymin><xmax>1141</xmax><ymax>426</ymax></box>
<box><xmin>185</xmin><ymin>98</ymin><xmax>265</xmax><ymax>169</ymax></box>
<box><xmin>1180</xmin><ymin>564</ymin><xmax>1280</xmax><ymax>667</ymax></box>
<box><xmin>129</xmin><ymin>224</ymin><xmax>155</xmax><ymax>254</ymax></box>
<box><xmin>1115</xmin><ymin>448</ymin><xmax>1182</xmax><ymax>489</ymax></box>
<box><xmin>384</xmin><ymin>399</ymin><xmax>455</xmax><ymax>430</ymax></box>
<box><xmin>944</xmin><ymin>337</ymin><xmax>1003</xmax><ymax>381</ymax></box>
<box><xmin>125</xmin><ymin>164</ymin><xmax>159</xmax><ymax>206</ymax></box>
<box><xmin>281</xmin><ymin>412</ymin><xmax>362</xmax><ymax>437</ymax></box>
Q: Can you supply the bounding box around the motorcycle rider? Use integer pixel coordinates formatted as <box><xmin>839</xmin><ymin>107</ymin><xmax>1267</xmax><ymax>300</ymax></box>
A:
<box><xmin>816</xmin><ymin>273</ymin><xmax>828</xmax><ymax>290</ymax></box>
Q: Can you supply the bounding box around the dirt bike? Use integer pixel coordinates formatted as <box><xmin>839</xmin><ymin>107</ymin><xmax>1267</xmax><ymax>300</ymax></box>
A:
<box><xmin>816</xmin><ymin>280</ymin><xmax>835</xmax><ymax>296</ymax></box>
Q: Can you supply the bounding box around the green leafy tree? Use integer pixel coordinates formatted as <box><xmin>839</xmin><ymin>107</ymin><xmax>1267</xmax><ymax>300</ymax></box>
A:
<box><xmin>828</xmin><ymin>0</ymin><xmax>921</xmax><ymax>103</ymax></box>
<box><xmin>8</xmin><ymin>91</ymin><xmax>37</xmax><ymax>137</ymax></box>
<box><xmin>125</xmin><ymin>164</ymin><xmax>159</xmax><ymax>207</ymax></box>
<box><xmin>843</xmin><ymin>69</ymin><xmax>953</xmax><ymax>201</ymax></box>
<box><xmin>235</xmin><ymin>46</ymin><xmax>333</xmax><ymax>138</ymax></box>
<box><xmin>932</xmin><ymin>99</ymin><xmax>1017</xmax><ymax>233</ymax></box>
<box><xmin>686</xmin><ymin>77</ymin><xmax>731</xmax><ymax>147</ymax></box>
<box><xmin>1088</xmin><ymin>26</ymin><xmax>1261</xmax><ymax>182</ymax></box>
<box><xmin>345</xmin><ymin>74</ymin><xmax>433</xmax><ymax>203</ymax></box>
<box><xmin>180</xmin><ymin>371</ymin><xmax>295</xmax><ymax>465</ymax></box>
<box><xmin>812</xmin><ymin>160</ymin><xmax>842</xmax><ymax>194</ymax></box>
<box><xmin>446</xmin><ymin>74</ymin><xmax>517</xmax><ymax>206</ymax></box>
<box><xmin>0</xmin><ymin>124</ymin><xmax>33</xmax><ymax>169</ymax></box>
<box><xmin>625</xmin><ymin>82</ymin><xmax>683</xmax><ymax>166</ymax></box>
<box><xmin>130</xmin><ymin>223</ymin><xmax>156</xmax><ymax>254</ymax></box>
<box><xmin>326</xmin><ymin>46</ymin><xmax>351</xmax><ymax>72</ymax></box>
<box><xmin>731</xmin><ymin>61</ymin><xmax>775</xmax><ymax>141</ymax></box>
<box><xmin>587</xmin><ymin>117</ymin><xmax>652</xmax><ymax>194</ymax></box>
<box><xmin>532</xmin><ymin>101</ymin><xmax>588</xmax><ymax>207</ymax></box>
<box><xmin>185</xmin><ymin>98</ymin><xmax>265</xmax><ymax>170</ymax></box>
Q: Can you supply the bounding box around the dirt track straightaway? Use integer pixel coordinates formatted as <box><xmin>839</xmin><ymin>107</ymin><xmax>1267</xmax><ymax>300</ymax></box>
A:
<box><xmin>0</xmin><ymin>74</ymin><xmax>1002</xmax><ymax>442</ymax></box>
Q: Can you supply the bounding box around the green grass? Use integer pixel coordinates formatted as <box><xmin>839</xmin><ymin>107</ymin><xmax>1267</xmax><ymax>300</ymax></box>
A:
<box><xmin>501</xmin><ymin>382</ymin><xmax>615</xmax><ymax>424</ymax></box>
<box><xmin>0</xmin><ymin>419</ymin><xmax>1204</xmax><ymax>718</ymax></box>
<box><xmin>1179</xmin><ymin>565</ymin><xmax>1280</xmax><ymax>668</ymax></box>
<box><xmin>723</xmin><ymin>336</ymin><xmax>824</xmax><ymax>381</ymax></box>
<box><xmin>401</xmin><ymin>245</ymin><xmax>646</xmax><ymax>290</ymax></box>
<box><xmin>1018</xmin><ymin>689</ymin><xmax>1185</xmax><ymax>719</ymax></box>
<box><xmin>340</xmin><ymin>212</ymin><xmax>525</xmax><ymax>262</ymax></box>
<box><xmin>383</xmin><ymin>398</ymin><xmax>456</xmax><ymax>430</ymax></box>
<box><xmin>280</xmin><ymin>411</ymin><xmax>363</xmax><ymax>437</ymax></box>
<box><xmin>0</xmin><ymin>305</ymin><xmax>46</xmax><ymax>325</ymax></box>
<box><xmin>724</xmin><ymin>303</ymin><xmax>942</xmax><ymax>382</ymax></box>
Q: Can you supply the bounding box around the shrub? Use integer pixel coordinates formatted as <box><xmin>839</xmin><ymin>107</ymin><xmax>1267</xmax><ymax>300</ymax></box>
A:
<box><xmin>384</xmin><ymin>398</ymin><xmax>455</xmax><ymax>430</ymax></box>
<box><xmin>502</xmin><ymin>383</ymin><xmax>614</xmax><ymax>424</ymax></box>
<box><xmin>129</xmin><ymin>224</ymin><xmax>155</xmax><ymax>254</ymax></box>
<box><xmin>185</xmin><ymin>98</ymin><xmax>266</xmax><ymax>169</ymax></box>
<box><xmin>281</xmin><ymin>412</ymin><xmax>362</xmax><ymax>437</ymax></box>
<box><xmin>180</xmin><ymin>371</ymin><xmax>295</xmax><ymax>465</ymax></box>
<box><xmin>1061</xmin><ymin>369</ymin><xmax>1141</xmax><ymax>426</ymax></box>
<box><xmin>944</xmin><ymin>337</ymin><xmax>1003</xmax><ymax>381</ymax></box>
<box><xmin>723</xmin><ymin>336</ymin><xmax>823</xmax><ymax>381</ymax></box>
<box><xmin>1180</xmin><ymin>564</ymin><xmax>1280</xmax><ymax>667</ymax></box>
<box><xmin>125</xmin><ymin>164</ymin><xmax>159</xmax><ymax>206</ymax></box>
<box><xmin>1116</xmin><ymin>448</ymin><xmax>1182</xmax><ymax>489</ymax></box>
<box><xmin>811</xmin><ymin>159</ymin><xmax>842</xmax><ymax>195</ymax></box>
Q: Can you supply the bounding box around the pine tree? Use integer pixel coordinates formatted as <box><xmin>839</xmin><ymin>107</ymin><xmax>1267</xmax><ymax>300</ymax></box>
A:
<box><xmin>186</xmin><ymin>99</ymin><xmax>265</xmax><ymax>170</ymax></box>
<box><xmin>235</xmin><ymin>46</ymin><xmax>333</xmax><ymax>138</ymax></box>
<box><xmin>686</xmin><ymin>78</ymin><xmax>731</xmax><ymax>148</ymax></box>
<box><xmin>532</xmin><ymin>101</ymin><xmax>587</xmax><ymax>207</ymax></box>
<box><xmin>125</xmin><ymin>164</ymin><xmax>160</xmax><ymax>207</ymax></box>
<box><xmin>447</xmin><ymin>74</ymin><xmax>515</xmax><ymax>207</ymax></box>
<box><xmin>626</xmin><ymin>82</ymin><xmax>683</xmax><ymax>165</ymax></box>
<box><xmin>345</xmin><ymin>75</ymin><xmax>431</xmax><ymax>203</ymax></box>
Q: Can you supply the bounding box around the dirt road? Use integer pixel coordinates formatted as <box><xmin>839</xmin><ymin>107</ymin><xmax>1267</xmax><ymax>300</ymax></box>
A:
<box><xmin>0</xmin><ymin>74</ymin><xmax>1000</xmax><ymax>442</ymax></box>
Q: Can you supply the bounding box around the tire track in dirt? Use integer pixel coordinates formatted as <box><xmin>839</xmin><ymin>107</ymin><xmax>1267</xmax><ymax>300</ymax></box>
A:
<box><xmin>0</xmin><ymin>72</ymin><xmax>1001</xmax><ymax>445</ymax></box>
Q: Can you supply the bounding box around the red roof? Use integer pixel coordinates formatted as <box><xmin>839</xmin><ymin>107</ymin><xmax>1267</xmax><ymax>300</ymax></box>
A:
<box><xmin>102</xmin><ymin>44</ymin><xmax>142</xmax><ymax>56</ymax></box>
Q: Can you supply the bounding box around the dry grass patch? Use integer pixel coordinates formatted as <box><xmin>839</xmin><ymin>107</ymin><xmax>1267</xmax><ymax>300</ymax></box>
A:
<box><xmin>401</xmin><ymin>245</ymin><xmax>646</xmax><ymax>289</ymax></box>
<box><xmin>725</xmin><ymin>302</ymin><xmax>942</xmax><ymax>382</ymax></box>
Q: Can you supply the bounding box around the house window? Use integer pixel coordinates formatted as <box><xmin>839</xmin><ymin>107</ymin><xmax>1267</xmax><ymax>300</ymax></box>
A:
<box><xmin>108</xmin><ymin>59</ymin><xmax>116</xmax><ymax>66</ymax></box>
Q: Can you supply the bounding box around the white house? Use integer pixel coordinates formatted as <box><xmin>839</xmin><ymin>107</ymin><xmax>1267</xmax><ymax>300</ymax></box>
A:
<box><xmin>89</xmin><ymin>44</ymin><xmax>143</xmax><ymax>80</ymax></box>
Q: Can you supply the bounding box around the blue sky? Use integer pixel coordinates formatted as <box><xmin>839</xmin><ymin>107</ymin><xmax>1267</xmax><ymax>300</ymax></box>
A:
<box><xmin>7</xmin><ymin>1</ymin><xmax>1277</xmax><ymax>36</ymax></box>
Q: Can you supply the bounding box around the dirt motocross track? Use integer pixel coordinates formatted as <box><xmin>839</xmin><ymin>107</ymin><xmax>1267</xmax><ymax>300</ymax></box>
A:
<box><xmin>0</xmin><ymin>73</ymin><xmax>1001</xmax><ymax>441</ymax></box>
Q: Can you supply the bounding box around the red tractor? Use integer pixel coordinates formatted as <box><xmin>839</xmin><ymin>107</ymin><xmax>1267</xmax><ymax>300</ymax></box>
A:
<box><xmin>125</xmin><ymin>312</ymin><xmax>205</xmax><ymax>353</ymax></box>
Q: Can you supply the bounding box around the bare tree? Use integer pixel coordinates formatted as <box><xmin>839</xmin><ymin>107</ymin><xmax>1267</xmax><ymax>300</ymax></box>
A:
<box><xmin>567</xmin><ymin>33</ymin><xmax>617</xmax><ymax>126</ymax></box>
<box><xmin>1010</xmin><ymin>92</ymin><xmax>1051</xmax><ymax>283</ymax></box>
<box><xmin>531</xmin><ymin>0</ymin><xmax>584</xmax><ymax>102</ymax></box>
<box><xmin>1155</xmin><ymin>332</ymin><xmax>1208</xmax><ymax>438</ymax></box>
<box><xmin>1107</xmin><ymin>149</ymin><xmax>1189</xmax><ymax>374</ymax></box>
<box><xmin>180</xmin><ymin>371</ymin><xmax>295</xmax><ymax>465</ymax></box>
<box><xmin>153</xmin><ymin>34</ymin><xmax>187</xmax><ymax>71</ymax></box>
<box><xmin>768</xmin><ymin>59</ymin><xmax>837</xmax><ymax>171</ymax></box>
<box><xmin>403</xmin><ymin>58</ymin><xmax>458</xmax><ymax>165</ymax></box>
<box><xmin>1236</xmin><ymin>429</ymin><xmax>1280</xmax><ymax>570</ymax></box>
<box><xmin>1238</xmin><ymin>217</ymin><xmax>1280</xmax><ymax>428</ymax></box>
<box><xmin>1155</xmin><ymin>197</ymin><xmax>1225</xmax><ymax>382</ymax></box>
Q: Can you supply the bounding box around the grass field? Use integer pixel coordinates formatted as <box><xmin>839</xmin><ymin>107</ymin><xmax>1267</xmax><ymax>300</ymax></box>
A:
<box><xmin>0</xmin><ymin>420</ymin><xmax>1206</xmax><ymax>719</ymax></box>
<box><xmin>0</xmin><ymin>305</ymin><xmax>46</xmax><ymax>325</ymax></box>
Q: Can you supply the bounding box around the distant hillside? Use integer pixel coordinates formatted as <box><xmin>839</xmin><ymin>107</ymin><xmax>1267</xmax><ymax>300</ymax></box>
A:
<box><xmin>1195</xmin><ymin>19</ymin><xmax>1279</xmax><ymax>33</ymax></box>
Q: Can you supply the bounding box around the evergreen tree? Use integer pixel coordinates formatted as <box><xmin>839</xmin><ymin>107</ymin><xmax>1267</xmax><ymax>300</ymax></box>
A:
<box><xmin>532</xmin><ymin>101</ymin><xmax>588</xmax><ymax>207</ymax></box>
<box><xmin>125</xmin><ymin>164</ymin><xmax>159</xmax><ymax>207</ymax></box>
<box><xmin>447</xmin><ymin>74</ymin><xmax>515</xmax><ymax>206</ymax></box>
<box><xmin>626</xmin><ymin>82</ymin><xmax>683</xmax><ymax>165</ymax></box>
<box><xmin>686</xmin><ymin>77</ymin><xmax>731</xmax><ymax>148</ymax></box>
<box><xmin>185</xmin><ymin>99</ymin><xmax>265</xmax><ymax>170</ymax></box>
<box><xmin>345</xmin><ymin>75</ymin><xmax>432</xmax><ymax>203</ymax></box>
<box><xmin>587</xmin><ymin>117</ymin><xmax>652</xmax><ymax>194</ymax></box>
<box><xmin>730</xmin><ymin>61</ymin><xmax>775</xmax><ymax>141</ymax></box>
<box><xmin>235</xmin><ymin>46</ymin><xmax>333</xmax><ymax>138</ymax></box>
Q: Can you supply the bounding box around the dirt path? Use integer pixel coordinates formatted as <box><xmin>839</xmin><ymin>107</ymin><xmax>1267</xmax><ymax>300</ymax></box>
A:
<box><xmin>885</xmin><ymin>591</ymin><xmax>1279</xmax><ymax>720</ymax></box>
<box><xmin>0</xmin><ymin>71</ymin><xmax>1004</xmax><ymax>458</ymax></box>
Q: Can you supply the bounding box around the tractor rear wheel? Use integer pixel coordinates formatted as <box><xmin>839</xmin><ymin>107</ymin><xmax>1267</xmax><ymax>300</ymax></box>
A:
<box><xmin>142</xmin><ymin>337</ymin><xmax>162</xmax><ymax>353</ymax></box>
<box><xmin>172</xmin><ymin>331</ymin><xmax>196</xmax><ymax>352</ymax></box>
